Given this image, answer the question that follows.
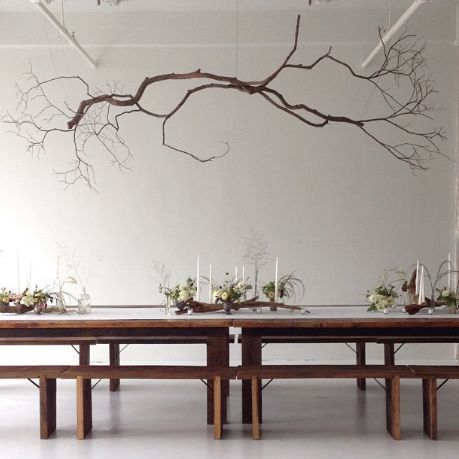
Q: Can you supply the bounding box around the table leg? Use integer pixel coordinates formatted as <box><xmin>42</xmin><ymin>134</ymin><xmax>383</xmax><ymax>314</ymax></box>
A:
<box><xmin>109</xmin><ymin>343</ymin><xmax>120</xmax><ymax>392</ymax></box>
<box><xmin>207</xmin><ymin>331</ymin><xmax>229</xmax><ymax>425</ymax></box>
<box><xmin>78</xmin><ymin>343</ymin><xmax>92</xmax><ymax>436</ymax></box>
<box><xmin>384</xmin><ymin>342</ymin><xmax>395</xmax><ymax>389</ymax></box>
<box><xmin>241</xmin><ymin>331</ymin><xmax>262</xmax><ymax>424</ymax></box>
<box><xmin>356</xmin><ymin>341</ymin><xmax>366</xmax><ymax>391</ymax></box>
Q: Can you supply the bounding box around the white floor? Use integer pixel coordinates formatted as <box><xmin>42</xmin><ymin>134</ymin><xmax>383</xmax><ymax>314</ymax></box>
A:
<box><xmin>1</xmin><ymin>377</ymin><xmax>459</xmax><ymax>459</ymax></box>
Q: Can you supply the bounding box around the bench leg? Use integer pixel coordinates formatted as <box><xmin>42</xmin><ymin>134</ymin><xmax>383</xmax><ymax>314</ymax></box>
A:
<box><xmin>386</xmin><ymin>375</ymin><xmax>401</xmax><ymax>440</ymax></box>
<box><xmin>207</xmin><ymin>333</ymin><xmax>229</xmax><ymax>425</ymax></box>
<box><xmin>356</xmin><ymin>341</ymin><xmax>366</xmax><ymax>391</ymax></box>
<box><xmin>251</xmin><ymin>376</ymin><xmax>261</xmax><ymax>440</ymax></box>
<box><xmin>77</xmin><ymin>342</ymin><xmax>92</xmax><ymax>438</ymax></box>
<box><xmin>39</xmin><ymin>377</ymin><xmax>56</xmax><ymax>439</ymax></box>
<box><xmin>422</xmin><ymin>377</ymin><xmax>438</xmax><ymax>440</ymax></box>
<box><xmin>242</xmin><ymin>333</ymin><xmax>262</xmax><ymax>424</ymax></box>
<box><xmin>76</xmin><ymin>376</ymin><xmax>92</xmax><ymax>440</ymax></box>
<box><xmin>109</xmin><ymin>343</ymin><xmax>120</xmax><ymax>392</ymax></box>
<box><xmin>213</xmin><ymin>376</ymin><xmax>222</xmax><ymax>440</ymax></box>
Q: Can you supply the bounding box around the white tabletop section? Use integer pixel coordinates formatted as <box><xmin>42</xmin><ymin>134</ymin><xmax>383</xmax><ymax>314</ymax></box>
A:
<box><xmin>0</xmin><ymin>307</ymin><xmax>224</xmax><ymax>321</ymax></box>
<box><xmin>0</xmin><ymin>305</ymin><xmax>457</xmax><ymax>321</ymax></box>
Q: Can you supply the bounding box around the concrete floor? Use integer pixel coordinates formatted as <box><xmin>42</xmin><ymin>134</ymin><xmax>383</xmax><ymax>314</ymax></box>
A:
<box><xmin>1</xmin><ymin>377</ymin><xmax>459</xmax><ymax>459</ymax></box>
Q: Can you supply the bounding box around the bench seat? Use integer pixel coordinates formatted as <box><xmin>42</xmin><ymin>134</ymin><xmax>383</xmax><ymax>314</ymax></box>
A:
<box><xmin>65</xmin><ymin>365</ymin><xmax>236</xmax><ymax>440</ymax></box>
<box><xmin>236</xmin><ymin>364</ymin><xmax>411</xmax><ymax>440</ymax></box>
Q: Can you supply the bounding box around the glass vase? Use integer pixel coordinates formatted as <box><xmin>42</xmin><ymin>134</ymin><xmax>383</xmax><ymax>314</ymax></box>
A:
<box><xmin>77</xmin><ymin>288</ymin><xmax>91</xmax><ymax>314</ymax></box>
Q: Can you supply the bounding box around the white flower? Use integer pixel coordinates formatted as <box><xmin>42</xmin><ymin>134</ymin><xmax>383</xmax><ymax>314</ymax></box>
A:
<box><xmin>221</xmin><ymin>292</ymin><xmax>228</xmax><ymax>301</ymax></box>
<box><xmin>178</xmin><ymin>288</ymin><xmax>192</xmax><ymax>302</ymax></box>
<box><xmin>22</xmin><ymin>293</ymin><xmax>36</xmax><ymax>306</ymax></box>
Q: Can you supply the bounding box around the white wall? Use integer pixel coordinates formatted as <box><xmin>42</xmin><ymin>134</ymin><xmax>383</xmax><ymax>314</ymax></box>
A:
<box><xmin>0</xmin><ymin>5</ymin><xmax>457</xmax><ymax>363</ymax></box>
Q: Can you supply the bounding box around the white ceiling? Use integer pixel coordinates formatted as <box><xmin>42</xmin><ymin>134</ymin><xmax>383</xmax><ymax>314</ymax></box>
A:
<box><xmin>0</xmin><ymin>0</ymin><xmax>455</xmax><ymax>13</ymax></box>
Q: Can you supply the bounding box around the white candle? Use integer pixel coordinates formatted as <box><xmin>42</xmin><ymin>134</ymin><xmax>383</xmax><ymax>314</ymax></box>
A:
<box><xmin>418</xmin><ymin>266</ymin><xmax>424</xmax><ymax>305</ymax></box>
<box><xmin>235</xmin><ymin>266</ymin><xmax>238</xmax><ymax>282</ymax></box>
<box><xmin>16</xmin><ymin>249</ymin><xmax>21</xmax><ymax>293</ymax></box>
<box><xmin>242</xmin><ymin>266</ymin><xmax>245</xmax><ymax>283</ymax></box>
<box><xmin>274</xmin><ymin>257</ymin><xmax>279</xmax><ymax>302</ymax></box>
<box><xmin>28</xmin><ymin>258</ymin><xmax>32</xmax><ymax>290</ymax></box>
<box><xmin>454</xmin><ymin>255</ymin><xmax>457</xmax><ymax>292</ymax></box>
<box><xmin>448</xmin><ymin>252</ymin><xmax>451</xmax><ymax>289</ymax></box>
<box><xmin>196</xmin><ymin>256</ymin><xmax>200</xmax><ymax>301</ymax></box>
<box><xmin>415</xmin><ymin>260</ymin><xmax>420</xmax><ymax>295</ymax></box>
<box><xmin>209</xmin><ymin>263</ymin><xmax>212</xmax><ymax>303</ymax></box>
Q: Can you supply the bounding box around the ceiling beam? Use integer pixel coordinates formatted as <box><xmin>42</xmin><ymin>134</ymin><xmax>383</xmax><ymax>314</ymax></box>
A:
<box><xmin>30</xmin><ymin>0</ymin><xmax>97</xmax><ymax>68</ymax></box>
<box><xmin>362</xmin><ymin>0</ymin><xmax>428</xmax><ymax>68</ymax></box>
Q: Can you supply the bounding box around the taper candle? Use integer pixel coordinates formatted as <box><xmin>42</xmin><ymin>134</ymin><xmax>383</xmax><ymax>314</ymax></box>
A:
<box><xmin>418</xmin><ymin>266</ymin><xmax>424</xmax><ymax>305</ymax></box>
<box><xmin>209</xmin><ymin>263</ymin><xmax>212</xmax><ymax>303</ymax></box>
<box><xmin>196</xmin><ymin>256</ymin><xmax>200</xmax><ymax>301</ymax></box>
<box><xmin>448</xmin><ymin>252</ymin><xmax>451</xmax><ymax>289</ymax></box>
<box><xmin>16</xmin><ymin>249</ymin><xmax>21</xmax><ymax>293</ymax></box>
<box><xmin>28</xmin><ymin>258</ymin><xmax>32</xmax><ymax>290</ymax></box>
<box><xmin>274</xmin><ymin>257</ymin><xmax>279</xmax><ymax>302</ymax></box>
<box><xmin>415</xmin><ymin>261</ymin><xmax>420</xmax><ymax>295</ymax></box>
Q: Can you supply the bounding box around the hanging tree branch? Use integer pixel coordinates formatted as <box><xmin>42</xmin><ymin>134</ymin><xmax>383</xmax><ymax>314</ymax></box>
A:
<box><xmin>3</xmin><ymin>15</ymin><xmax>445</xmax><ymax>188</ymax></box>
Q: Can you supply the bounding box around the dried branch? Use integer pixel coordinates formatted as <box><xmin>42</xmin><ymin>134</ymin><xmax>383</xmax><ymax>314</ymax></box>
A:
<box><xmin>3</xmin><ymin>16</ymin><xmax>445</xmax><ymax>187</ymax></box>
<box><xmin>243</xmin><ymin>229</ymin><xmax>270</xmax><ymax>297</ymax></box>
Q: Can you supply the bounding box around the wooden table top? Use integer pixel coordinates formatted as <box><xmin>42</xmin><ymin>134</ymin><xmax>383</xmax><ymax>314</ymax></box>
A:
<box><xmin>0</xmin><ymin>305</ymin><xmax>458</xmax><ymax>329</ymax></box>
<box><xmin>231</xmin><ymin>306</ymin><xmax>459</xmax><ymax>329</ymax></box>
<box><xmin>0</xmin><ymin>308</ymin><xmax>232</xmax><ymax>329</ymax></box>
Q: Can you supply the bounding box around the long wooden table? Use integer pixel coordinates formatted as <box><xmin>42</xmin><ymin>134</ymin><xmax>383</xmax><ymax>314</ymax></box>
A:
<box><xmin>0</xmin><ymin>308</ymin><xmax>231</xmax><ymax>424</ymax></box>
<box><xmin>2</xmin><ymin>306</ymin><xmax>459</xmax><ymax>436</ymax></box>
<box><xmin>232</xmin><ymin>306</ymin><xmax>459</xmax><ymax>423</ymax></box>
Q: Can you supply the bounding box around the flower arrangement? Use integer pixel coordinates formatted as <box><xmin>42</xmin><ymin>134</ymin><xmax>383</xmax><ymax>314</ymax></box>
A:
<box><xmin>20</xmin><ymin>287</ymin><xmax>55</xmax><ymax>311</ymax></box>
<box><xmin>438</xmin><ymin>288</ymin><xmax>458</xmax><ymax>313</ymax></box>
<box><xmin>262</xmin><ymin>273</ymin><xmax>304</xmax><ymax>302</ymax></box>
<box><xmin>160</xmin><ymin>277</ymin><xmax>197</xmax><ymax>305</ymax></box>
<box><xmin>366</xmin><ymin>284</ymin><xmax>398</xmax><ymax>312</ymax></box>
<box><xmin>213</xmin><ymin>277</ymin><xmax>252</xmax><ymax>304</ymax></box>
<box><xmin>0</xmin><ymin>288</ymin><xmax>13</xmax><ymax>305</ymax></box>
<box><xmin>0</xmin><ymin>286</ymin><xmax>56</xmax><ymax>313</ymax></box>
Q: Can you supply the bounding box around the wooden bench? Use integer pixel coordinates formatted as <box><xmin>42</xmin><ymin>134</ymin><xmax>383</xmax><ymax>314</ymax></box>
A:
<box><xmin>0</xmin><ymin>364</ymin><xmax>235</xmax><ymax>440</ymax></box>
<box><xmin>407</xmin><ymin>365</ymin><xmax>459</xmax><ymax>440</ymax></box>
<box><xmin>99</xmin><ymin>336</ymin><xmax>237</xmax><ymax>392</ymax></box>
<box><xmin>0</xmin><ymin>365</ymin><xmax>68</xmax><ymax>439</ymax></box>
<box><xmin>62</xmin><ymin>365</ymin><xmax>237</xmax><ymax>440</ymax></box>
<box><xmin>102</xmin><ymin>336</ymin><xmax>367</xmax><ymax>392</ymax></box>
<box><xmin>236</xmin><ymin>364</ymin><xmax>413</xmax><ymax>440</ymax></box>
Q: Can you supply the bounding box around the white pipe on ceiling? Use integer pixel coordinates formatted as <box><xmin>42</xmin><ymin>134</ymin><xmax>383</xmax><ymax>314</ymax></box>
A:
<box><xmin>361</xmin><ymin>0</ymin><xmax>428</xmax><ymax>68</ymax></box>
<box><xmin>30</xmin><ymin>0</ymin><xmax>97</xmax><ymax>68</ymax></box>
